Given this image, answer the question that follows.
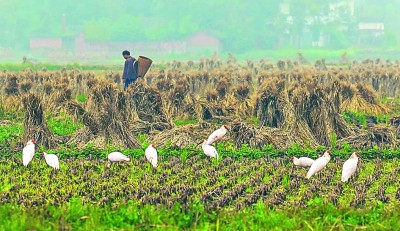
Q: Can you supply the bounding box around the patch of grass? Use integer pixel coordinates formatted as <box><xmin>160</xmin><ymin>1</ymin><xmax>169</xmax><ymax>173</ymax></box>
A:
<box><xmin>342</xmin><ymin>110</ymin><xmax>395</xmax><ymax>127</ymax></box>
<box><xmin>246</xmin><ymin>116</ymin><xmax>259</xmax><ymax>126</ymax></box>
<box><xmin>0</xmin><ymin>122</ymin><xmax>23</xmax><ymax>143</ymax></box>
<box><xmin>76</xmin><ymin>94</ymin><xmax>87</xmax><ymax>103</ymax></box>
<box><xmin>376</xmin><ymin>114</ymin><xmax>391</xmax><ymax>124</ymax></box>
<box><xmin>342</xmin><ymin>111</ymin><xmax>367</xmax><ymax>127</ymax></box>
<box><xmin>0</xmin><ymin>105</ymin><xmax>4</xmax><ymax>119</ymax></box>
<box><xmin>173</xmin><ymin>119</ymin><xmax>198</xmax><ymax>126</ymax></box>
<box><xmin>137</xmin><ymin>134</ymin><xmax>149</xmax><ymax>148</ymax></box>
<box><xmin>330</xmin><ymin>132</ymin><xmax>337</xmax><ymax>149</ymax></box>
<box><xmin>0</xmin><ymin>201</ymin><xmax>399</xmax><ymax>230</ymax></box>
<box><xmin>47</xmin><ymin>114</ymin><xmax>83</xmax><ymax>136</ymax></box>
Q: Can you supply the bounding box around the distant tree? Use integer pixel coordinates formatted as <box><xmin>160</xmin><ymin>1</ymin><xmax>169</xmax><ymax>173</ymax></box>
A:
<box><xmin>1</xmin><ymin>0</ymin><xmax>400</xmax><ymax>51</ymax></box>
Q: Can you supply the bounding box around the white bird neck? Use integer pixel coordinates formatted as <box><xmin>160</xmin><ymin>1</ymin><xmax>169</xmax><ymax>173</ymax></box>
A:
<box><xmin>325</xmin><ymin>155</ymin><xmax>331</xmax><ymax>161</ymax></box>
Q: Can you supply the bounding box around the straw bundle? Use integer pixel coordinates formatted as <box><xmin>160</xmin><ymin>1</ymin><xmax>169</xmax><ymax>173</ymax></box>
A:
<box><xmin>22</xmin><ymin>93</ymin><xmax>58</xmax><ymax>149</ymax></box>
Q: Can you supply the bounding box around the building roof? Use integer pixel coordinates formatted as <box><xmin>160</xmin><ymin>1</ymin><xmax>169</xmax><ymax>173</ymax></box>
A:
<box><xmin>358</xmin><ymin>22</ymin><xmax>384</xmax><ymax>31</ymax></box>
<box><xmin>187</xmin><ymin>32</ymin><xmax>220</xmax><ymax>47</ymax></box>
<box><xmin>30</xmin><ymin>38</ymin><xmax>62</xmax><ymax>49</ymax></box>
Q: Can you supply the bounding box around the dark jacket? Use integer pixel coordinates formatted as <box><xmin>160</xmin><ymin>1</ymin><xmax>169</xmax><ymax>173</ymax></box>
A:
<box><xmin>122</xmin><ymin>57</ymin><xmax>138</xmax><ymax>81</ymax></box>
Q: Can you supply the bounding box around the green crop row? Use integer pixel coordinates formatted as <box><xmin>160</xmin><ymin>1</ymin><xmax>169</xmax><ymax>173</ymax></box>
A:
<box><xmin>1</xmin><ymin>140</ymin><xmax>400</xmax><ymax>160</ymax></box>
<box><xmin>1</xmin><ymin>199</ymin><xmax>399</xmax><ymax>230</ymax></box>
<box><xmin>0</xmin><ymin>154</ymin><xmax>399</xmax><ymax>230</ymax></box>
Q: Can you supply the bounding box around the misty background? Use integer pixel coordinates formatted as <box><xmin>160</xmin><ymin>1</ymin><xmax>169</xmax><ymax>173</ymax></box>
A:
<box><xmin>1</xmin><ymin>0</ymin><xmax>399</xmax><ymax>64</ymax></box>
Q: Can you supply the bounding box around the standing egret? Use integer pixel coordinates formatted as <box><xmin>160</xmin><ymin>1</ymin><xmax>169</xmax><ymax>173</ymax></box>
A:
<box><xmin>306</xmin><ymin>150</ymin><xmax>331</xmax><ymax>179</ymax></box>
<box><xmin>22</xmin><ymin>139</ymin><xmax>35</xmax><ymax>166</ymax></box>
<box><xmin>206</xmin><ymin>125</ymin><xmax>228</xmax><ymax>145</ymax></box>
<box><xmin>201</xmin><ymin>139</ymin><xmax>218</xmax><ymax>159</ymax></box>
<box><xmin>341</xmin><ymin>152</ymin><xmax>359</xmax><ymax>182</ymax></box>
<box><xmin>42</xmin><ymin>152</ymin><xmax>60</xmax><ymax>170</ymax></box>
<box><xmin>145</xmin><ymin>144</ymin><xmax>158</xmax><ymax>169</ymax></box>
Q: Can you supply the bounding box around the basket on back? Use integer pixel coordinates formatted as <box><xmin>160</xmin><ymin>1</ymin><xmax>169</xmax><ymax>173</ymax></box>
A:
<box><xmin>137</xmin><ymin>56</ymin><xmax>152</xmax><ymax>78</ymax></box>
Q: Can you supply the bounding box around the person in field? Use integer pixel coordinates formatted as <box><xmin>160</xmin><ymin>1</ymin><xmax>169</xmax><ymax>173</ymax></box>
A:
<box><xmin>122</xmin><ymin>50</ymin><xmax>138</xmax><ymax>91</ymax></box>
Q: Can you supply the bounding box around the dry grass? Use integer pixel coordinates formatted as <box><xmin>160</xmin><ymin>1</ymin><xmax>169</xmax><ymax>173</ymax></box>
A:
<box><xmin>337</xmin><ymin>125</ymin><xmax>397</xmax><ymax>149</ymax></box>
<box><xmin>0</xmin><ymin>57</ymin><xmax>398</xmax><ymax>150</ymax></box>
<box><xmin>66</xmin><ymin>80</ymin><xmax>141</xmax><ymax>149</ymax></box>
<box><xmin>22</xmin><ymin>93</ymin><xmax>59</xmax><ymax>149</ymax></box>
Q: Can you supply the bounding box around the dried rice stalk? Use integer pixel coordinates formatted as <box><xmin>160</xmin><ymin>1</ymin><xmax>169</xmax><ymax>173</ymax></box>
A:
<box><xmin>337</xmin><ymin>125</ymin><xmax>397</xmax><ymax>149</ymax></box>
<box><xmin>22</xmin><ymin>93</ymin><xmax>58</xmax><ymax>149</ymax></box>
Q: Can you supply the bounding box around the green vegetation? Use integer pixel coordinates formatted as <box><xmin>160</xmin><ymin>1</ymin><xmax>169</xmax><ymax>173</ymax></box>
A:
<box><xmin>342</xmin><ymin>111</ymin><xmax>368</xmax><ymax>127</ymax></box>
<box><xmin>246</xmin><ymin>116</ymin><xmax>259</xmax><ymax>126</ymax></box>
<box><xmin>0</xmin><ymin>122</ymin><xmax>23</xmax><ymax>143</ymax></box>
<box><xmin>173</xmin><ymin>119</ymin><xmax>198</xmax><ymax>126</ymax></box>
<box><xmin>1</xmin><ymin>201</ymin><xmax>399</xmax><ymax>230</ymax></box>
<box><xmin>342</xmin><ymin>97</ymin><xmax>400</xmax><ymax>128</ymax></box>
<box><xmin>0</xmin><ymin>105</ymin><xmax>4</xmax><ymax>118</ymax></box>
<box><xmin>341</xmin><ymin>110</ymin><xmax>393</xmax><ymax>128</ymax></box>
<box><xmin>47</xmin><ymin>113</ymin><xmax>83</xmax><ymax>136</ymax></box>
<box><xmin>75</xmin><ymin>94</ymin><xmax>87</xmax><ymax>103</ymax></box>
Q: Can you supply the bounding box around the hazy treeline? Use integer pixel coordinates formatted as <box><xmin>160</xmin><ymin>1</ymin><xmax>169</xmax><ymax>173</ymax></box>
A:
<box><xmin>1</xmin><ymin>0</ymin><xmax>400</xmax><ymax>52</ymax></box>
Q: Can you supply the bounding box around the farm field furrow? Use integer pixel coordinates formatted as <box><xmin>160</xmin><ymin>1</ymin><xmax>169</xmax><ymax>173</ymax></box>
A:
<box><xmin>1</xmin><ymin>156</ymin><xmax>399</xmax><ymax>208</ymax></box>
<box><xmin>0</xmin><ymin>155</ymin><xmax>400</xmax><ymax>230</ymax></box>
